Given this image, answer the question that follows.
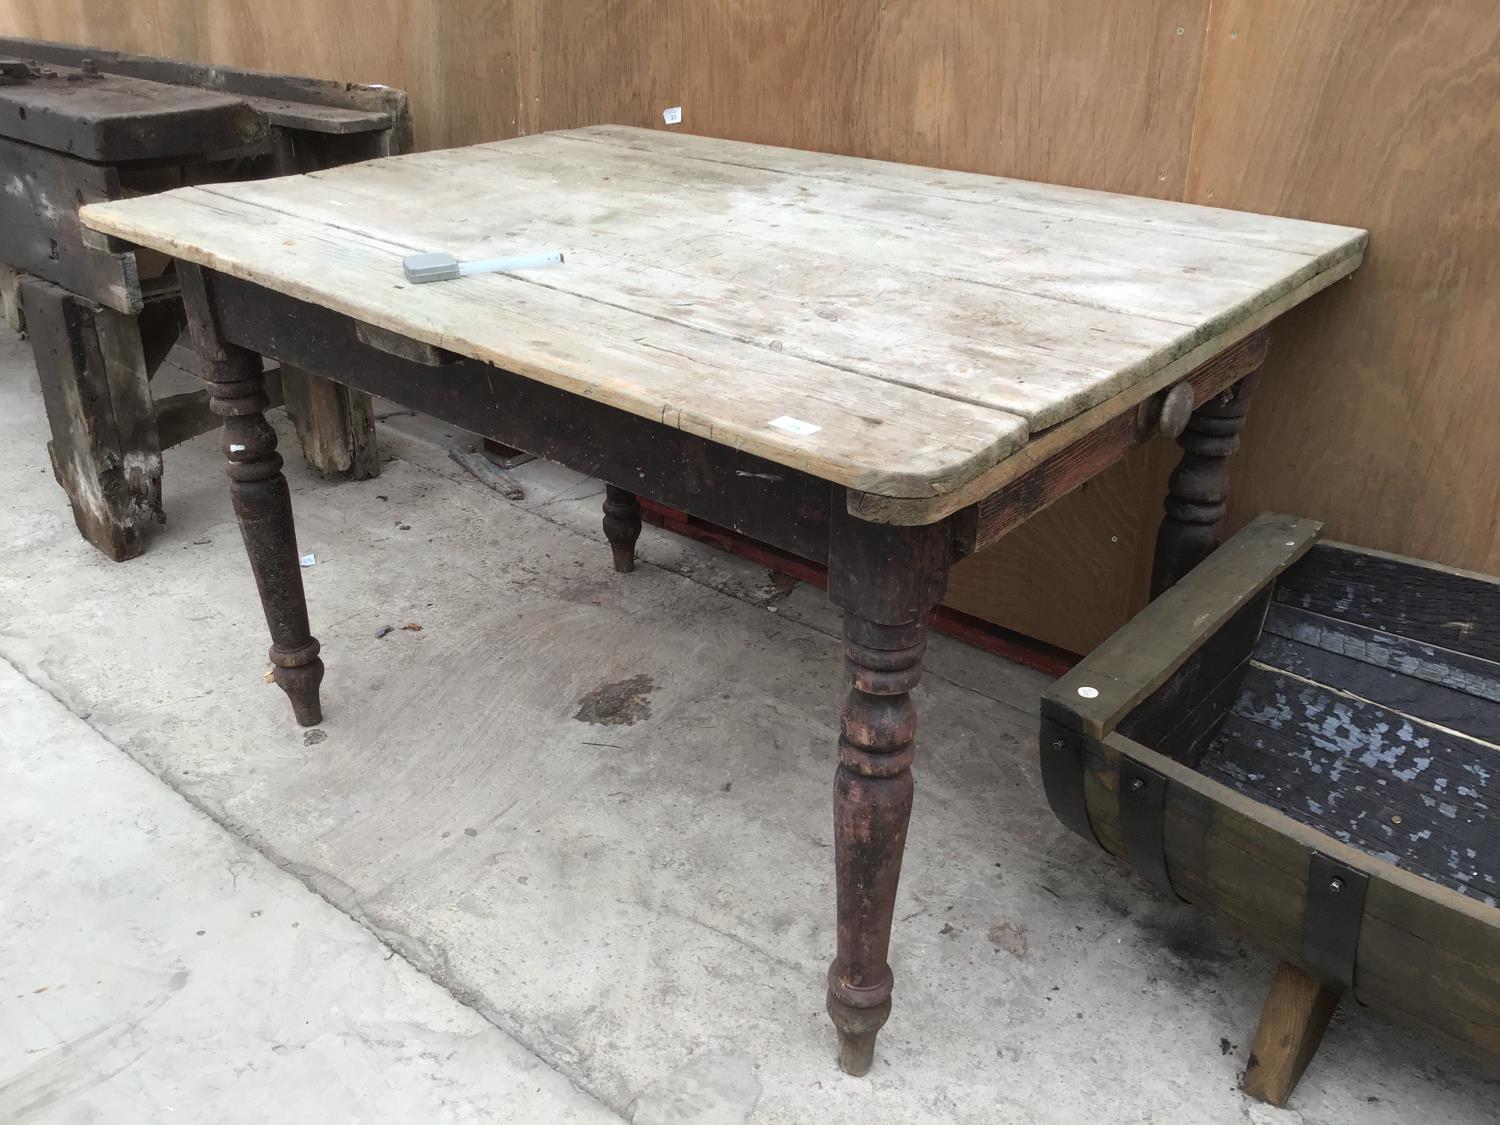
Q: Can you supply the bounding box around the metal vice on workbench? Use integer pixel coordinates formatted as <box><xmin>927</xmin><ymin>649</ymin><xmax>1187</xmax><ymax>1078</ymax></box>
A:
<box><xmin>0</xmin><ymin>38</ymin><xmax>411</xmax><ymax>560</ymax></box>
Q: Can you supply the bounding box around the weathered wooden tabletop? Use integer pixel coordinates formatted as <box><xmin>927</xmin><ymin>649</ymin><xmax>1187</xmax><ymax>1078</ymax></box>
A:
<box><xmin>80</xmin><ymin>125</ymin><xmax>1366</xmax><ymax>515</ymax></box>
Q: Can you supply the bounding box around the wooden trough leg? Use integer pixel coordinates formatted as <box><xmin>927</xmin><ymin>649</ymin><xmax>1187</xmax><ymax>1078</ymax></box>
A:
<box><xmin>180</xmin><ymin>265</ymin><xmax>323</xmax><ymax>727</ymax></box>
<box><xmin>1151</xmin><ymin>371</ymin><xmax>1258</xmax><ymax>598</ymax></box>
<box><xmin>602</xmin><ymin>484</ymin><xmax>641</xmax><ymax>573</ymax></box>
<box><xmin>824</xmin><ymin>507</ymin><xmax>950</xmax><ymax>1075</ymax></box>
<box><xmin>19</xmin><ymin>276</ymin><xmax>163</xmax><ymax>561</ymax></box>
<box><xmin>1241</xmin><ymin>961</ymin><xmax>1340</xmax><ymax>1107</ymax></box>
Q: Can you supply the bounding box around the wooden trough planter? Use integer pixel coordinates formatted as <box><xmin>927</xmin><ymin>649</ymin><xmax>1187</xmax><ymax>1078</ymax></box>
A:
<box><xmin>1041</xmin><ymin>513</ymin><xmax>1500</xmax><ymax>1106</ymax></box>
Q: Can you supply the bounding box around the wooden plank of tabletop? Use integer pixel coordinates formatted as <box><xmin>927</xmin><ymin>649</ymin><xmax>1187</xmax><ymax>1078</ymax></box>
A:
<box><xmin>79</xmin><ymin>187</ymin><xmax>1027</xmax><ymax>500</ymax></box>
<box><xmin>571</xmin><ymin>125</ymin><xmax>1364</xmax><ymax>257</ymax></box>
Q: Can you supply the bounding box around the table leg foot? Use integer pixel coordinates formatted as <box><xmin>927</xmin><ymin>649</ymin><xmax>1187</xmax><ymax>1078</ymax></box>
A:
<box><xmin>826</xmin><ymin>979</ymin><xmax>888</xmax><ymax>1076</ymax></box>
<box><xmin>1151</xmin><ymin>372</ymin><xmax>1258</xmax><ymax>598</ymax></box>
<box><xmin>603</xmin><ymin>484</ymin><xmax>641</xmax><ymax>573</ymax></box>
<box><xmin>272</xmin><ymin>640</ymin><xmax>325</xmax><ymax>727</ymax></box>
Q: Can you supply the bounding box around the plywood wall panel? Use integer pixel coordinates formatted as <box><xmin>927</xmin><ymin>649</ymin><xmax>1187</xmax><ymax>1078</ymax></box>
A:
<box><xmin>1189</xmin><ymin>0</ymin><xmax>1500</xmax><ymax>573</ymax></box>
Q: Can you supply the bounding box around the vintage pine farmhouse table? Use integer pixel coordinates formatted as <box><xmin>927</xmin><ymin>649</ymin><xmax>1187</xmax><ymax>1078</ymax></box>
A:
<box><xmin>80</xmin><ymin>125</ymin><xmax>1366</xmax><ymax>1075</ymax></box>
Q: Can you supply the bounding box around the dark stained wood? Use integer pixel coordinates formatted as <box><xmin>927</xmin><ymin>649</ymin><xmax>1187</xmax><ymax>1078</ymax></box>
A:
<box><xmin>209</xmin><ymin>271</ymin><xmax>836</xmax><ymax>564</ymax></box>
<box><xmin>154</xmin><ymin>367</ymin><xmax>284</xmax><ymax>450</ymax></box>
<box><xmin>237</xmin><ymin>94</ymin><xmax>391</xmax><ymax>136</ymax></box>
<box><xmin>824</xmin><ymin>513</ymin><xmax>950</xmax><ymax>1075</ymax></box>
<box><xmin>179</xmin><ymin>263</ymin><xmax>322</xmax><ymax>726</ymax></box>
<box><xmin>0</xmin><ymin>135</ymin><xmax>138</xmax><ymax>313</ymax></box>
<box><xmin>0</xmin><ymin>36</ymin><xmax>412</xmax><ymax>154</ymax></box>
<box><xmin>826</xmin><ymin>501</ymin><xmax>951</xmax><ymax>628</ymax></box>
<box><xmin>601</xmin><ymin>485</ymin><xmax>642</xmax><ymax>573</ymax></box>
<box><xmin>961</xmin><ymin>332</ymin><xmax>1269</xmax><ymax>553</ymax></box>
<box><xmin>151</xmin><ymin>389</ymin><xmax>217</xmax><ymax>449</ymax></box>
<box><xmin>1049</xmin><ymin>513</ymin><xmax>1322</xmax><ymax>739</ymax></box>
<box><xmin>1275</xmin><ymin>543</ymin><xmax>1500</xmax><ymax>663</ymax></box>
<box><xmin>636</xmin><ymin>497</ymin><xmax>1078</xmax><ymax>677</ymax></box>
<box><xmin>0</xmin><ymin>66</ymin><xmax>265</xmax><ymax>162</ymax></box>
<box><xmin>18</xmin><ymin>274</ymin><xmax>161</xmax><ymax>560</ymax></box>
<box><xmin>1254</xmin><ymin>624</ymin><xmax>1500</xmax><ymax>746</ymax></box>
<box><xmin>1151</xmin><ymin>372</ymin><xmax>1259</xmax><ymax>597</ymax></box>
<box><xmin>1241</xmin><ymin>961</ymin><xmax>1341</xmax><ymax>1107</ymax></box>
<box><xmin>134</xmin><ymin>283</ymin><xmax>185</xmax><ymax>373</ymax></box>
<box><xmin>1115</xmin><ymin>587</ymin><xmax>1269</xmax><ymax>757</ymax></box>
<box><xmin>1197</xmin><ymin>664</ymin><xmax>1500</xmax><ymax>906</ymax></box>
<box><xmin>1263</xmin><ymin>603</ymin><xmax>1500</xmax><ymax>707</ymax></box>
<box><xmin>480</xmin><ymin>438</ymin><xmax>536</xmax><ymax>470</ymax></box>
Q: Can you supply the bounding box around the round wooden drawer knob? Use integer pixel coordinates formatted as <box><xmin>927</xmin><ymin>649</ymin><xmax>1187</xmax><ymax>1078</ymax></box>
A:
<box><xmin>1158</xmin><ymin>383</ymin><xmax>1195</xmax><ymax>439</ymax></box>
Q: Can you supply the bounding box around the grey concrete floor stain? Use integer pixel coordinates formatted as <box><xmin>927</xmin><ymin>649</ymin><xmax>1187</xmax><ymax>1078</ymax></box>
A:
<box><xmin>575</xmin><ymin>674</ymin><xmax>656</xmax><ymax>726</ymax></box>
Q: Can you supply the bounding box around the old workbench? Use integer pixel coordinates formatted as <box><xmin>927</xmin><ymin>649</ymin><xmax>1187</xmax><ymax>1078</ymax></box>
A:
<box><xmin>79</xmin><ymin>125</ymin><xmax>1367</xmax><ymax>1074</ymax></box>
<box><xmin>0</xmin><ymin>37</ymin><xmax>410</xmax><ymax>560</ymax></box>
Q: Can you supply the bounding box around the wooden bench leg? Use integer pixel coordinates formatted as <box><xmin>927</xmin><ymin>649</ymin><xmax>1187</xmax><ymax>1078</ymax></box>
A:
<box><xmin>824</xmin><ymin>508</ymin><xmax>950</xmax><ymax>1075</ymax></box>
<box><xmin>1241</xmin><ymin>960</ymin><xmax>1340</xmax><ymax>1107</ymax></box>
<box><xmin>20</xmin><ymin>276</ymin><xmax>163</xmax><ymax>561</ymax></box>
<box><xmin>181</xmin><ymin>265</ymin><xmax>323</xmax><ymax>727</ymax></box>
<box><xmin>1150</xmin><ymin>371</ymin><xmax>1258</xmax><ymax>598</ymax></box>
<box><xmin>602</xmin><ymin>484</ymin><xmax>641</xmax><ymax>573</ymax></box>
<box><xmin>280</xmin><ymin>364</ymin><xmax>381</xmax><ymax>481</ymax></box>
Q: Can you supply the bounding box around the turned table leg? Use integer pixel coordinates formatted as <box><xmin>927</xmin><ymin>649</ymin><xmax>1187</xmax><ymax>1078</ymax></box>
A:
<box><xmin>825</xmin><ymin>504</ymin><xmax>950</xmax><ymax>1075</ymax></box>
<box><xmin>1241</xmin><ymin>960</ymin><xmax>1340</xmax><ymax>1106</ymax></box>
<box><xmin>180</xmin><ymin>264</ymin><xmax>324</xmax><ymax>726</ymax></box>
<box><xmin>1151</xmin><ymin>372</ymin><xmax>1258</xmax><ymax>598</ymax></box>
<box><xmin>602</xmin><ymin>484</ymin><xmax>641</xmax><ymax>573</ymax></box>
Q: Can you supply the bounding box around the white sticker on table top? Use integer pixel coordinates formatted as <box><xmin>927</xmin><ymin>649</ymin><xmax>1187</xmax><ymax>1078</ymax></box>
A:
<box><xmin>663</xmin><ymin>106</ymin><xmax>683</xmax><ymax>125</ymax></box>
<box><xmin>768</xmin><ymin>416</ymin><xmax>821</xmax><ymax>436</ymax></box>
<box><xmin>1076</xmin><ymin>685</ymin><xmax>1099</xmax><ymax>699</ymax></box>
<box><xmin>299</xmin><ymin>553</ymin><xmax>316</xmax><ymax>568</ymax></box>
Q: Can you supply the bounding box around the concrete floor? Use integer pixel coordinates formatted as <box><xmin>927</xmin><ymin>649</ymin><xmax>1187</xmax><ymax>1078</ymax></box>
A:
<box><xmin>1</xmin><ymin>327</ymin><xmax>1496</xmax><ymax>1123</ymax></box>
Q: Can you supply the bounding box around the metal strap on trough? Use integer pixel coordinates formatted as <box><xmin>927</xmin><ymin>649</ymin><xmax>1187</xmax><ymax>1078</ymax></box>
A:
<box><xmin>1301</xmin><ymin>852</ymin><xmax>1368</xmax><ymax>995</ymax></box>
<box><xmin>1118</xmin><ymin>758</ymin><xmax>1184</xmax><ymax>900</ymax></box>
<box><xmin>1039</xmin><ymin>714</ymin><xmax>1098</xmax><ymax>845</ymax></box>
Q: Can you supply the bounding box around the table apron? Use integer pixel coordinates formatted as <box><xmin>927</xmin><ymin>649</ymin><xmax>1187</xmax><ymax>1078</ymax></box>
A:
<box><xmin>207</xmin><ymin>270</ymin><xmax>835</xmax><ymax>563</ymax></box>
